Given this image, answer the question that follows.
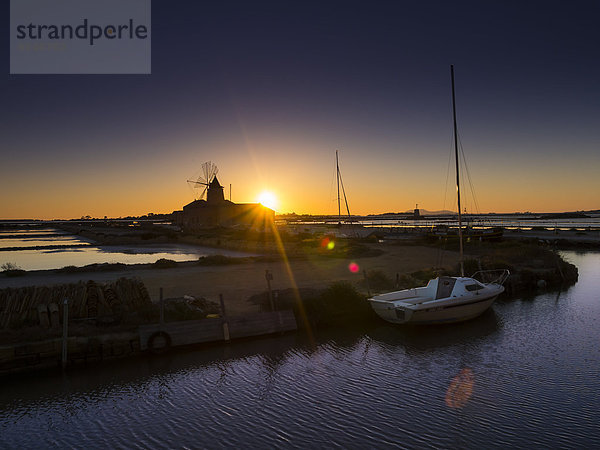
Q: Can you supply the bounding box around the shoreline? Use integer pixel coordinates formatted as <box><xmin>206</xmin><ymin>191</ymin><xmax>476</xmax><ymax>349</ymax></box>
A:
<box><xmin>0</xmin><ymin>239</ymin><xmax>583</xmax><ymax>322</ymax></box>
<box><xmin>1</xmin><ymin>238</ymin><xmax>589</xmax><ymax>304</ymax></box>
<box><xmin>1</xmin><ymin>244</ymin><xmax>450</xmax><ymax>308</ymax></box>
<box><xmin>0</xmin><ymin>239</ymin><xmax>583</xmax><ymax>376</ymax></box>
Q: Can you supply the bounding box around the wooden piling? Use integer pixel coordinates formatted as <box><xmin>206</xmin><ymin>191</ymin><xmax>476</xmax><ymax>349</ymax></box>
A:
<box><xmin>62</xmin><ymin>298</ymin><xmax>69</xmax><ymax>369</ymax></box>
<box><xmin>363</xmin><ymin>270</ymin><xmax>371</xmax><ymax>296</ymax></box>
<box><xmin>159</xmin><ymin>287</ymin><xmax>164</xmax><ymax>327</ymax></box>
<box><xmin>219</xmin><ymin>294</ymin><xmax>230</xmax><ymax>342</ymax></box>
<box><xmin>38</xmin><ymin>305</ymin><xmax>50</xmax><ymax>329</ymax></box>
<box><xmin>265</xmin><ymin>270</ymin><xmax>274</xmax><ymax>311</ymax></box>
<box><xmin>48</xmin><ymin>303</ymin><xmax>59</xmax><ymax>329</ymax></box>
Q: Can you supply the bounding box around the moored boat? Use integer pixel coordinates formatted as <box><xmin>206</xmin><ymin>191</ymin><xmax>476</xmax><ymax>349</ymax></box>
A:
<box><xmin>368</xmin><ymin>65</ymin><xmax>509</xmax><ymax>325</ymax></box>
<box><xmin>368</xmin><ymin>270</ymin><xmax>509</xmax><ymax>324</ymax></box>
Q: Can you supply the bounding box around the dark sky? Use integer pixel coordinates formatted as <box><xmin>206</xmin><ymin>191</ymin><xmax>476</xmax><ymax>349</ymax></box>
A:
<box><xmin>2</xmin><ymin>0</ymin><xmax>599</xmax><ymax>218</ymax></box>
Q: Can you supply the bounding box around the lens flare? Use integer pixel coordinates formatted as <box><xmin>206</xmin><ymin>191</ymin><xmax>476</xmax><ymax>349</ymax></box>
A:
<box><xmin>445</xmin><ymin>368</ymin><xmax>475</xmax><ymax>409</ymax></box>
<box><xmin>257</xmin><ymin>191</ymin><xmax>278</xmax><ymax>210</ymax></box>
<box><xmin>348</xmin><ymin>262</ymin><xmax>360</xmax><ymax>273</ymax></box>
<box><xmin>320</xmin><ymin>237</ymin><xmax>335</xmax><ymax>250</ymax></box>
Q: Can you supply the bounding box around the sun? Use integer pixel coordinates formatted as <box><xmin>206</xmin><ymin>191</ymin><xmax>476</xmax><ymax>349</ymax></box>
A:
<box><xmin>257</xmin><ymin>191</ymin><xmax>278</xmax><ymax>210</ymax></box>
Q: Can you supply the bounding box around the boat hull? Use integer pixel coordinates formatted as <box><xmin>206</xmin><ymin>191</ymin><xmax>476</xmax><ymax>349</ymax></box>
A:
<box><xmin>369</xmin><ymin>293</ymin><xmax>499</xmax><ymax>325</ymax></box>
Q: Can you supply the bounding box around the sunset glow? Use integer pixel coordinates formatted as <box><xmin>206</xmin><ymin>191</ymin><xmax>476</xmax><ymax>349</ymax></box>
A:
<box><xmin>257</xmin><ymin>191</ymin><xmax>278</xmax><ymax>211</ymax></box>
<box><xmin>1</xmin><ymin>2</ymin><xmax>598</xmax><ymax>221</ymax></box>
<box><xmin>1</xmin><ymin>3</ymin><xmax>599</xmax><ymax>449</ymax></box>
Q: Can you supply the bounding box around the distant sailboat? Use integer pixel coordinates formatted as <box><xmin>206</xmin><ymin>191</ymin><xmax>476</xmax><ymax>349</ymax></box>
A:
<box><xmin>368</xmin><ymin>66</ymin><xmax>509</xmax><ymax>325</ymax></box>
<box><xmin>335</xmin><ymin>150</ymin><xmax>352</xmax><ymax>224</ymax></box>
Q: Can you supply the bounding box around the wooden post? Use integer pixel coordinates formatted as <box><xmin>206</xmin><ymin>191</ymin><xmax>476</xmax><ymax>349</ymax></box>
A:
<box><xmin>265</xmin><ymin>270</ymin><xmax>274</xmax><ymax>311</ymax></box>
<box><xmin>363</xmin><ymin>270</ymin><xmax>371</xmax><ymax>296</ymax></box>
<box><xmin>219</xmin><ymin>294</ymin><xmax>230</xmax><ymax>342</ymax></box>
<box><xmin>274</xmin><ymin>290</ymin><xmax>284</xmax><ymax>329</ymax></box>
<box><xmin>62</xmin><ymin>298</ymin><xmax>68</xmax><ymax>370</ymax></box>
<box><xmin>159</xmin><ymin>287</ymin><xmax>164</xmax><ymax>327</ymax></box>
<box><xmin>48</xmin><ymin>303</ymin><xmax>59</xmax><ymax>329</ymax></box>
<box><xmin>38</xmin><ymin>305</ymin><xmax>50</xmax><ymax>329</ymax></box>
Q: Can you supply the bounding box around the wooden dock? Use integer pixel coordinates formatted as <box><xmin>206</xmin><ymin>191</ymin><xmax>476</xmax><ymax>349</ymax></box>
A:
<box><xmin>138</xmin><ymin>310</ymin><xmax>297</xmax><ymax>352</ymax></box>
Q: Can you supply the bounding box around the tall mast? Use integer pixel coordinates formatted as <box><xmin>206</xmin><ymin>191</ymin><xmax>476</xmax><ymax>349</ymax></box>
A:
<box><xmin>451</xmin><ymin>65</ymin><xmax>464</xmax><ymax>277</ymax></box>
<box><xmin>336</xmin><ymin>150</ymin><xmax>341</xmax><ymax>220</ymax></box>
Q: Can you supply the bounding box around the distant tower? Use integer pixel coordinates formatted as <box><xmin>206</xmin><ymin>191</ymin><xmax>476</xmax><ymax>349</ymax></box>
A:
<box><xmin>414</xmin><ymin>203</ymin><xmax>421</xmax><ymax>219</ymax></box>
<box><xmin>207</xmin><ymin>176</ymin><xmax>225</xmax><ymax>203</ymax></box>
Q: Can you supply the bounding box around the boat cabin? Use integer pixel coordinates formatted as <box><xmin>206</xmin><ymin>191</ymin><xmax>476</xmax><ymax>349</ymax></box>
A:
<box><xmin>426</xmin><ymin>277</ymin><xmax>486</xmax><ymax>300</ymax></box>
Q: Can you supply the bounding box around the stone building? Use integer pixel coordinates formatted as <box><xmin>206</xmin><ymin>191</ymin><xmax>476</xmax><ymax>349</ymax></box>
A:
<box><xmin>173</xmin><ymin>176</ymin><xmax>274</xmax><ymax>230</ymax></box>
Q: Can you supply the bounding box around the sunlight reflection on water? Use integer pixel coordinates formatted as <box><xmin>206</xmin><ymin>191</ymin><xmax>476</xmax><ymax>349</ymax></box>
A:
<box><xmin>0</xmin><ymin>229</ymin><xmax>254</xmax><ymax>270</ymax></box>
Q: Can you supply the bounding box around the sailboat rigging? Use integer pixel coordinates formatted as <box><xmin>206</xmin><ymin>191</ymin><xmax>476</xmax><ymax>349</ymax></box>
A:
<box><xmin>335</xmin><ymin>150</ymin><xmax>351</xmax><ymax>223</ymax></box>
<box><xmin>367</xmin><ymin>66</ymin><xmax>509</xmax><ymax>325</ymax></box>
<box><xmin>429</xmin><ymin>69</ymin><xmax>503</xmax><ymax>242</ymax></box>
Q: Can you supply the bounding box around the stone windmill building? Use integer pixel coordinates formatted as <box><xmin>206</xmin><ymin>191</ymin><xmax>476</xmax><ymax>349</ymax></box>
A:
<box><xmin>173</xmin><ymin>174</ymin><xmax>274</xmax><ymax>230</ymax></box>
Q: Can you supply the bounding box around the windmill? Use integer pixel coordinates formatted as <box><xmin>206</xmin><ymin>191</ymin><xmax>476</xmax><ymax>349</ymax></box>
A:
<box><xmin>187</xmin><ymin>161</ymin><xmax>219</xmax><ymax>200</ymax></box>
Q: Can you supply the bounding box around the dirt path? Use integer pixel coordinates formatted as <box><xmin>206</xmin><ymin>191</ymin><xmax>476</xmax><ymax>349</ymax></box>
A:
<box><xmin>0</xmin><ymin>244</ymin><xmax>459</xmax><ymax>316</ymax></box>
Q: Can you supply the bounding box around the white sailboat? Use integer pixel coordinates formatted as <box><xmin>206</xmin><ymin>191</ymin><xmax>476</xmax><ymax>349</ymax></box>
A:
<box><xmin>368</xmin><ymin>66</ymin><xmax>509</xmax><ymax>325</ymax></box>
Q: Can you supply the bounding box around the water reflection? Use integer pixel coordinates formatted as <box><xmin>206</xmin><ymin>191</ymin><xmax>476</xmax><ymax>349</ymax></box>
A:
<box><xmin>1</xmin><ymin>252</ymin><xmax>600</xmax><ymax>449</ymax></box>
<box><xmin>0</xmin><ymin>334</ymin><xmax>303</xmax><ymax>407</ymax></box>
<box><xmin>1</xmin><ymin>243</ymin><xmax>256</xmax><ymax>271</ymax></box>
<box><xmin>367</xmin><ymin>308</ymin><xmax>501</xmax><ymax>352</ymax></box>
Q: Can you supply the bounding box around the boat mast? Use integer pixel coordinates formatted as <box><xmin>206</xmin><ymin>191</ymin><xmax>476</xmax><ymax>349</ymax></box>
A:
<box><xmin>451</xmin><ymin>65</ymin><xmax>464</xmax><ymax>277</ymax></box>
<box><xmin>334</xmin><ymin>150</ymin><xmax>352</xmax><ymax>222</ymax></box>
<box><xmin>336</xmin><ymin>150</ymin><xmax>341</xmax><ymax>221</ymax></box>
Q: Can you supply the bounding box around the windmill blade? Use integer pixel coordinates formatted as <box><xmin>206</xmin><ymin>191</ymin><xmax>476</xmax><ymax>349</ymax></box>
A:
<box><xmin>202</xmin><ymin>163</ymin><xmax>210</xmax><ymax>183</ymax></box>
<box><xmin>202</xmin><ymin>161</ymin><xmax>219</xmax><ymax>184</ymax></box>
<box><xmin>186</xmin><ymin>182</ymin><xmax>208</xmax><ymax>200</ymax></box>
<box><xmin>187</xmin><ymin>178</ymin><xmax>209</xmax><ymax>187</ymax></box>
<box><xmin>187</xmin><ymin>161</ymin><xmax>219</xmax><ymax>200</ymax></box>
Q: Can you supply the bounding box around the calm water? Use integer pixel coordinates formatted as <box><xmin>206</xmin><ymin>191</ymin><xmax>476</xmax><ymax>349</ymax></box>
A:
<box><xmin>359</xmin><ymin>217</ymin><xmax>600</xmax><ymax>230</ymax></box>
<box><xmin>0</xmin><ymin>229</ymin><xmax>254</xmax><ymax>271</ymax></box>
<box><xmin>292</xmin><ymin>215</ymin><xmax>600</xmax><ymax>230</ymax></box>
<box><xmin>0</xmin><ymin>251</ymin><xmax>599</xmax><ymax>448</ymax></box>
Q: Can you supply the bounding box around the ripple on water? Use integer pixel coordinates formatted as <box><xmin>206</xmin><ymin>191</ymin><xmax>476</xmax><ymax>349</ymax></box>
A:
<box><xmin>1</xmin><ymin>251</ymin><xmax>600</xmax><ymax>448</ymax></box>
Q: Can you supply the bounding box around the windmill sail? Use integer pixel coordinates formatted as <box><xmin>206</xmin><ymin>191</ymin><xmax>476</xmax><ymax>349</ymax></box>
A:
<box><xmin>187</xmin><ymin>161</ymin><xmax>219</xmax><ymax>200</ymax></box>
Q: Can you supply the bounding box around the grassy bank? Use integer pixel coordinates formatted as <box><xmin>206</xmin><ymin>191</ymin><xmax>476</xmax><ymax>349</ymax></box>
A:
<box><xmin>0</xmin><ymin>238</ymin><xmax>580</xmax><ymax>345</ymax></box>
